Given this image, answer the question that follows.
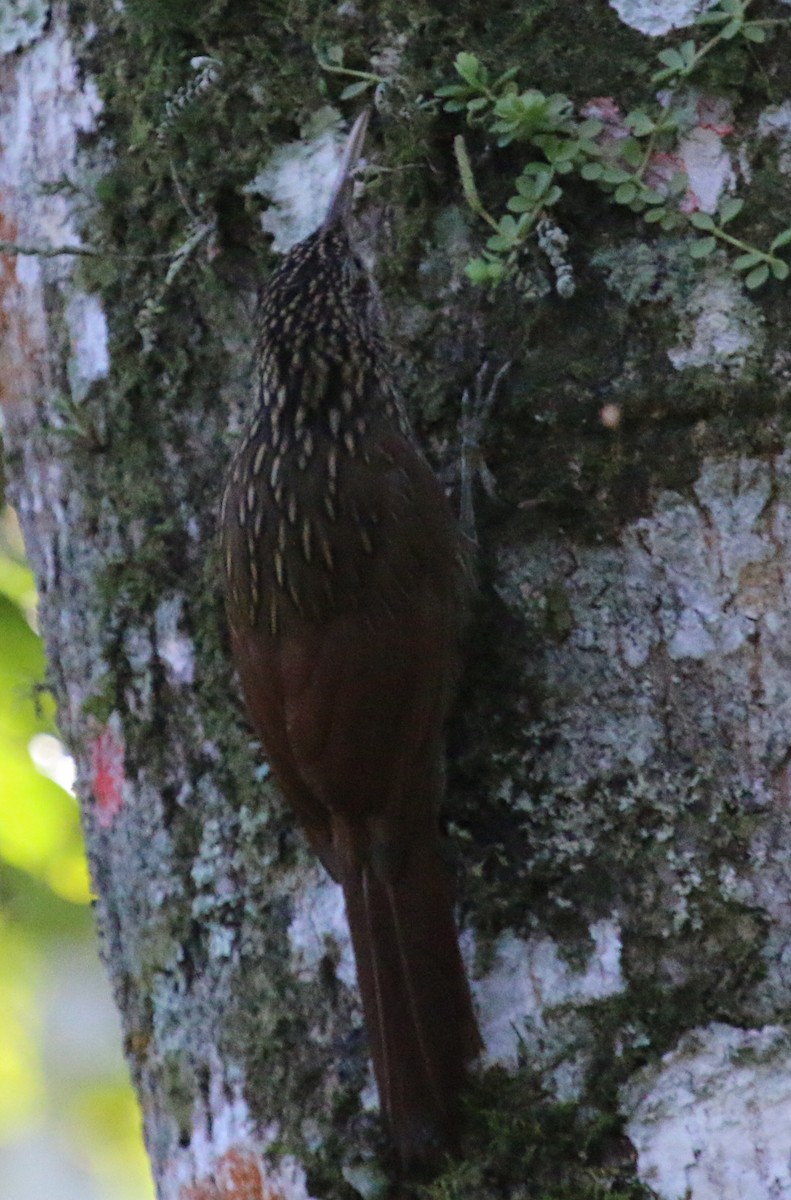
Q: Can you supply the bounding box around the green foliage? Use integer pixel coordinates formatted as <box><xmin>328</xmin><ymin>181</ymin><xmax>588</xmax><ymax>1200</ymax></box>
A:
<box><xmin>0</xmin><ymin>510</ymin><xmax>88</xmax><ymax>904</ymax></box>
<box><xmin>436</xmin><ymin>0</ymin><xmax>791</xmax><ymax>290</ymax></box>
<box><xmin>424</xmin><ymin>1069</ymin><xmax>651</xmax><ymax>1200</ymax></box>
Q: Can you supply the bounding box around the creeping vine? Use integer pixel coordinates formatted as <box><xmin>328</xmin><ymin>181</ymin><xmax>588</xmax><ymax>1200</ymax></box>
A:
<box><xmin>435</xmin><ymin>0</ymin><xmax>791</xmax><ymax>291</ymax></box>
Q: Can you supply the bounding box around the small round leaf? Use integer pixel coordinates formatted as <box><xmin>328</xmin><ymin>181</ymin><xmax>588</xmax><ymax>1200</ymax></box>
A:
<box><xmin>689</xmin><ymin>237</ymin><xmax>717</xmax><ymax>258</ymax></box>
<box><xmin>745</xmin><ymin>264</ymin><xmax>770</xmax><ymax>289</ymax></box>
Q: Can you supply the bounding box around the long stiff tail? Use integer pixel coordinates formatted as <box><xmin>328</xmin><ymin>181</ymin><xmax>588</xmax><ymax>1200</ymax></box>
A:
<box><xmin>341</xmin><ymin>832</ymin><xmax>482</xmax><ymax>1170</ymax></box>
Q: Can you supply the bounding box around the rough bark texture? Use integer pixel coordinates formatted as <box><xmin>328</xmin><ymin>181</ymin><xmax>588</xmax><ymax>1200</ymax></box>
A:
<box><xmin>4</xmin><ymin>2</ymin><xmax>791</xmax><ymax>1199</ymax></box>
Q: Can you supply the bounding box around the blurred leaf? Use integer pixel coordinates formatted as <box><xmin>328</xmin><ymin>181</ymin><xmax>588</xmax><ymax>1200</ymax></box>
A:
<box><xmin>0</xmin><ymin>520</ymin><xmax>88</xmax><ymax>905</ymax></box>
<box><xmin>455</xmin><ymin>51</ymin><xmax>485</xmax><ymax>86</ymax></box>
<box><xmin>770</xmin><ymin>228</ymin><xmax>791</xmax><ymax>251</ymax></box>
<box><xmin>718</xmin><ymin>196</ymin><xmax>744</xmax><ymax>225</ymax></box>
<box><xmin>745</xmin><ymin>263</ymin><xmax>770</xmax><ymax>289</ymax></box>
<box><xmin>689</xmin><ymin>211</ymin><xmax>715</xmax><ymax>231</ymax></box>
<box><xmin>615</xmin><ymin>181</ymin><xmax>638</xmax><ymax>204</ymax></box>
<box><xmin>625</xmin><ymin>109</ymin><xmax>655</xmax><ymax>136</ymax></box>
<box><xmin>0</xmin><ymin>920</ymin><xmax>43</xmax><ymax>1137</ymax></box>
<box><xmin>657</xmin><ymin>47</ymin><xmax>685</xmax><ymax>70</ymax></box>
<box><xmin>581</xmin><ymin>161</ymin><xmax>604</xmax><ymax>180</ymax></box>
<box><xmin>733</xmin><ymin>251</ymin><xmax>763</xmax><ymax>270</ymax></box>
<box><xmin>339</xmin><ymin>80</ymin><xmax>372</xmax><ymax>100</ymax></box>
<box><xmin>689</xmin><ymin>236</ymin><xmax>717</xmax><ymax>258</ymax></box>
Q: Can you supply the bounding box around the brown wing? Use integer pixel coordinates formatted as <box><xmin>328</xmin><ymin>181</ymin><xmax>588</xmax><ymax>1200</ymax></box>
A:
<box><xmin>225</xmin><ymin>434</ymin><xmax>464</xmax><ymax>879</ymax></box>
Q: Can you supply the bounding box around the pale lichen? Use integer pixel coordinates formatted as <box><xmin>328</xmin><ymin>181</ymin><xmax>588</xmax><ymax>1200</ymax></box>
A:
<box><xmin>624</xmin><ymin>1023</ymin><xmax>791</xmax><ymax>1200</ymax></box>
<box><xmin>609</xmin><ymin>0</ymin><xmax>717</xmax><ymax>37</ymax></box>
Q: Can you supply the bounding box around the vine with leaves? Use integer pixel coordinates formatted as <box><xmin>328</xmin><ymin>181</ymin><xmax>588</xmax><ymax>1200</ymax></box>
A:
<box><xmin>434</xmin><ymin>0</ymin><xmax>791</xmax><ymax>291</ymax></box>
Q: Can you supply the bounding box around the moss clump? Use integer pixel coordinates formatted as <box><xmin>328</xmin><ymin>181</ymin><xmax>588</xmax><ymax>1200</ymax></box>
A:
<box><xmin>421</xmin><ymin>1069</ymin><xmax>651</xmax><ymax>1200</ymax></box>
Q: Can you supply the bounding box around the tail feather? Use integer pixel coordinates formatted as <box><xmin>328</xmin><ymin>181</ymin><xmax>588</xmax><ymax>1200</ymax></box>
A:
<box><xmin>342</xmin><ymin>834</ymin><xmax>481</xmax><ymax>1169</ymax></box>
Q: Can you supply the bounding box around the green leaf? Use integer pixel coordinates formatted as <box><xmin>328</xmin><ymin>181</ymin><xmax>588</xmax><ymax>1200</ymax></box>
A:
<box><xmin>742</xmin><ymin>23</ymin><xmax>767</xmax><ymax>43</ymax></box>
<box><xmin>733</xmin><ymin>251</ymin><xmax>763</xmax><ymax>270</ymax></box>
<box><xmin>601</xmin><ymin>165</ymin><xmax>632</xmax><ymax>185</ymax></box>
<box><xmin>580</xmin><ymin>161</ymin><xmax>604</xmax><ymax>180</ymax></box>
<box><xmin>492</xmin><ymin>66</ymin><xmax>520</xmax><ymax>88</ymax></box>
<box><xmin>688</xmin><ymin>211</ymin><xmax>715</xmax><ymax>231</ymax></box>
<box><xmin>466</xmin><ymin>96</ymin><xmax>490</xmax><ymax>113</ymax></box>
<box><xmin>323</xmin><ymin>43</ymin><xmax>344</xmax><ymax>66</ymax></box>
<box><xmin>745</xmin><ymin>263</ymin><xmax>770</xmax><ymax>289</ymax></box>
<box><xmin>689</xmin><ymin>236</ymin><xmax>717</xmax><ymax>258</ymax></box>
<box><xmin>771</xmin><ymin>259</ymin><xmax>789</xmax><ymax>281</ymax></box>
<box><xmin>456</xmin><ymin>52</ymin><xmax>484</xmax><ymax>86</ymax></box>
<box><xmin>718</xmin><ymin>196</ymin><xmax>744</xmax><ymax>224</ymax></box>
<box><xmin>507</xmin><ymin>195</ymin><xmax>535</xmax><ymax>213</ymax></box>
<box><xmin>516</xmin><ymin>164</ymin><xmax>552</xmax><ymax>196</ymax></box>
<box><xmin>340</xmin><ymin>80</ymin><xmax>372</xmax><ymax>100</ymax></box>
<box><xmin>578</xmin><ymin>117</ymin><xmax>603</xmax><ymax>139</ymax></box>
<box><xmin>771</xmin><ymin>229</ymin><xmax>791</xmax><ymax>251</ymax></box>
<box><xmin>621</xmin><ymin>138</ymin><xmax>644</xmax><ymax>168</ymax></box>
<box><xmin>615</xmin><ymin>182</ymin><xmax>638</xmax><ymax>204</ymax></box>
<box><xmin>657</xmin><ymin>47</ymin><xmax>685</xmax><ymax>70</ymax></box>
<box><xmin>435</xmin><ymin>84</ymin><xmax>465</xmax><ymax>97</ymax></box>
<box><xmin>696</xmin><ymin>9</ymin><xmax>730</xmax><ymax>24</ymax></box>
<box><xmin>680</xmin><ymin>39</ymin><xmax>698</xmax><ymax>67</ymax></box>
<box><xmin>721</xmin><ymin>18</ymin><xmax>742</xmax><ymax>39</ymax></box>
<box><xmin>642</xmin><ymin>189</ymin><xmax>665</xmax><ymax>205</ymax></box>
<box><xmin>465</xmin><ymin>257</ymin><xmax>505</xmax><ymax>286</ymax></box>
<box><xmin>644</xmin><ymin>206</ymin><xmax>667</xmax><ymax>223</ymax></box>
<box><xmin>625</xmin><ymin>110</ymin><xmax>655</xmax><ymax>137</ymax></box>
<box><xmin>534</xmin><ymin>134</ymin><xmax>565</xmax><ymax>161</ymax></box>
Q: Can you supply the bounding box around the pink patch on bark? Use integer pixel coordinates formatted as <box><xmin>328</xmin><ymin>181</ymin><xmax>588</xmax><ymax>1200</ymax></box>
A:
<box><xmin>696</xmin><ymin>97</ymin><xmax>734</xmax><ymax>138</ymax></box>
<box><xmin>91</xmin><ymin>725</ymin><xmax>125</xmax><ymax>827</ymax></box>
<box><xmin>581</xmin><ymin>96</ymin><xmax>623</xmax><ymax>126</ymax></box>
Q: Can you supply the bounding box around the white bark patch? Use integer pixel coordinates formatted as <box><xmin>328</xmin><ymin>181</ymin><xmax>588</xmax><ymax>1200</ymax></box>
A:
<box><xmin>759</xmin><ymin>101</ymin><xmax>791</xmax><ymax>174</ymax></box>
<box><xmin>497</xmin><ymin>453</ymin><xmax>791</xmax><ymax>809</ymax></box>
<box><xmin>64</xmin><ymin>291</ymin><xmax>109</xmax><ymax>401</ymax></box>
<box><xmin>162</xmin><ymin>1055</ymin><xmax>315</xmax><ymax>1200</ymax></box>
<box><xmin>0</xmin><ymin>0</ymin><xmax>48</xmax><ymax>54</ymax></box>
<box><xmin>668</xmin><ymin>271</ymin><xmax>764</xmax><ymax>374</ymax></box>
<box><xmin>246</xmin><ymin>114</ymin><xmax>360</xmax><ymax>251</ymax></box>
<box><xmin>0</xmin><ymin>18</ymin><xmax>105</xmax><ymax>410</ymax></box>
<box><xmin>678</xmin><ymin>125</ymin><xmax>735</xmax><ymax>213</ymax></box>
<box><xmin>609</xmin><ymin>0</ymin><xmax>717</xmax><ymax>36</ymax></box>
<box><xmin>288</xmin><ymin>870</ymin><xmax>357</xmax><ymax>989</ymax></box>
<box><xmin>155</xmin><ymin>597</ymin><xmax>196</xmax><ymax>687</ymax></box>
<box><xmin>473</xmin><ymin>919</ymin><xmax>624</xmax><ymax>1098</ymax></box>
<box><xmin>0</xmin><ymin>23</ymin><xmax>102</xmax><ymax>246</ymax></box>
<box><xmin>624</xmin><ymin>1023</ymin><xmax>791</xmax><ymax>1200</ymax></box>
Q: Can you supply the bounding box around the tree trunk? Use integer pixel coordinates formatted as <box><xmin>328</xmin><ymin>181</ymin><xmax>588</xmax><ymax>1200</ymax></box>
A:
<box><xmin>4</xmin><ymin>2</ymin><xmax>791</xmax><ymax>1198</ymax></box>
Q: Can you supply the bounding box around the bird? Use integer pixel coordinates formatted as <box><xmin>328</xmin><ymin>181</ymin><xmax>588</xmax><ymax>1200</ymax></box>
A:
<box><xmin>220</xmin><ymin>108</ymin><xmax>482</xmax><ymax>1172</ymax></box>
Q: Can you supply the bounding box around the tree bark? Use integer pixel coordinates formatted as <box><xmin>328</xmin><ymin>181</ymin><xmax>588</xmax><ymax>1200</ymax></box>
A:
<box><xmin>4</xmin><ymin>3</ymin><xmax>791</xmax><ymax>1199</ymax></box>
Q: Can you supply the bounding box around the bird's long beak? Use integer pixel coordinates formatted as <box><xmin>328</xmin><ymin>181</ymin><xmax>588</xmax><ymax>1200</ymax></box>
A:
<box><xmin>323</xmin><ymin>108</ymin><xmax>371</xmax><ymax>229</ymax></box>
